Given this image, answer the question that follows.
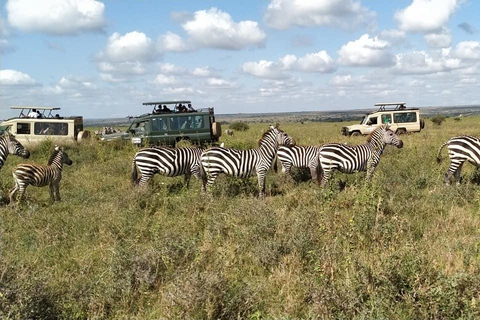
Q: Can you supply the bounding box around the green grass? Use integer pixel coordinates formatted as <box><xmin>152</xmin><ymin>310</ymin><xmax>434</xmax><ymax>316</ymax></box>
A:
<box><xmin>1</xmin><ymin>118</ymin><xmax>480</xmax><ymax>319</ymax></box>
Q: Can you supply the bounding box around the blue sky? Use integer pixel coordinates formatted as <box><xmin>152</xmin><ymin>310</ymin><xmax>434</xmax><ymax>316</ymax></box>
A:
<box><xmin>1</xmin><ymin>0</ymin><xmax>479</xmax><ymax>119</ymax></box>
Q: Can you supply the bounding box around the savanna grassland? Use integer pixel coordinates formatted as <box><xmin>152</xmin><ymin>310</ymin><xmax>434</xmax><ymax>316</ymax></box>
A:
<box><xmin>1</xmin><ymin>117</ymin><xmax>480</xmax><ymax>319</ymax></box>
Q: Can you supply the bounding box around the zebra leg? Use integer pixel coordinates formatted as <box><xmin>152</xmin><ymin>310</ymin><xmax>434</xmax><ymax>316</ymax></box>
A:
<box><xmin>184</xmin><ymin>173</ymin><xmax>192</xmax><ymax>188</ymax></box>
<box><xmin>454</xmin><ymin>164</ymin><xmax>464</xmax><ymax>185</ymax></box>
<box><xmin>257</xmin><ymin>169</ymin><xmax>267</xmax><ymax>198</ymax></box>
<box><xmin>309</xmin><ymin>164</ymin><xmax>318</xmax><ymax>183</ymax></box>
<box><xmin>205</xmin><ymin>171</ymin><xmax>221</xmax><ymax>192</ymax></box>
<box><xmin>49</xmin><ymin>183</ymin><xmax>55</xmax><ymax>202</ymax></box>
<box><xmin>54</xmin><ymin>183</ymin><xmax>61</xmax><ymax>201</ymax></box>
<box><xmin>138</xmin><ymin>171</ymin><xmax>154</xmax><ymax>187</ymax></box>
<box><xmin>320</xmin><ymin>168</ymin><xmax>333</xmax><ymax>188</ymax></box>
<box><xmin>445</xmin><ymin>160</ymin><xmax>463</xmax><ymax>185</ymax></box>
<box><xmin>8</xmin><ymin>183</ymin><xmax>19</xmax><ymax>206</ymax></box>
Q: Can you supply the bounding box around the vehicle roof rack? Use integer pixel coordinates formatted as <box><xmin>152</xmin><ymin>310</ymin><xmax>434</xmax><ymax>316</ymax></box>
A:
<box><xmin>374</xmin><ymin>102</ymin><xmax>407</xmax><ymax>111</ymax></box>
<box><xmin>11</xmin><ymin>106</ymin><xmax>61</xmax><ymax>110</ymax></box>
<box><xmin>142</xmin><ymin>101</ymin><xmax>192</xmax><ymax>106</ymax></box>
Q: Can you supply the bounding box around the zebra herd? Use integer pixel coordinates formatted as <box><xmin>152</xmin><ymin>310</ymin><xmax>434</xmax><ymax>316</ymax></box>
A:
<box><xmin>2</xmin><ymin>125</ymin><xmax>480</xmax><ymax>204</ymax></box>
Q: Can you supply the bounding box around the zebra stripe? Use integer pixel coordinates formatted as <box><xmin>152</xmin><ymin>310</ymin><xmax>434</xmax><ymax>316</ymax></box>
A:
<box><xmin>9</xmin><ymin>146</ymin><xmax>72</xmax><ymax>204</ymax></box>
<box><xmin>277</xmin><ymin>145</ymin><xmax>322</xmax><ymax>183</ymax></box>
<box><xmin>131</xmin><ymin>146</ymin><xmax>204</xmax><ymax>188</ymax></box>
<box><xmin>437</xmin><ymin>135</ymin><xmax>480</xmax><ymax>184</ymax></box>
<box><xmin>0</xmin><ymin>134</ymin><xmax>30</xmax><ymax>171</ymax></box>
<box><xmin>319</xmin><ymin>124</ymin><xmax>403</xmax><ymax>187</ymax></box>
<box><xmin>200</xmin><ymin>125</ymin><xmax>296</xmax><ymax>197</ymax></box>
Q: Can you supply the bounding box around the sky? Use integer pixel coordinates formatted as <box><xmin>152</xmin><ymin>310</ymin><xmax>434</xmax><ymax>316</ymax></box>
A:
<box><xmin>1</xmin><ymin>0</ymin><xmax>479</xmax><ymax>119</ymax></box>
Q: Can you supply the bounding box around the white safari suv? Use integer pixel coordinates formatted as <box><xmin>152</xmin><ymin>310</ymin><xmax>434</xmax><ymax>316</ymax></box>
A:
<box><xmin>341</xmin><ymin>102</ymin><xmax>425</xmax><ymax>136</ymax></box>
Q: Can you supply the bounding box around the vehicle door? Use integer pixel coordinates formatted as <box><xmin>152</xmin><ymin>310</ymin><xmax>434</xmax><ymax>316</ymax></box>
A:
<box><xmin>128</xmin><ymin>120</ymin><xmax>147</xmax><ymax>145</ymax></box>
<box><xmin>365</xmin><ymin>116</ymin><xmax>379</xmax><ymax>133</ymax></box>
<box><xmin>150</xmin><ymin>117</ymin><xmax>172</xmax><ymax>145</ymax></box>
<box><xmin>381</xmin><ymin>113</ymin><xmax>397</xmax><ymax>131</ymax></box>
<box><xmin>13</xmin><ymin>121</ymin><xmax>33</xmax><ymax>143</ymax></box>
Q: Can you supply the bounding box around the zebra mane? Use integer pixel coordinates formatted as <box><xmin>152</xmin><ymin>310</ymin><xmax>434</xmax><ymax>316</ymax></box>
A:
<box><xmin>366</xmin><ymin>124</ymin><xmax>389</xmax><ymax>142</ymax></box>
<box><xmin>258</xmin><ymin>126</ymin><xmax>282</xmax><ymax>146</ymax></box>
<box><xmin>48</xmin><ymin>148</ymin><xmax>62</xmax><ymax>165</ymax></box>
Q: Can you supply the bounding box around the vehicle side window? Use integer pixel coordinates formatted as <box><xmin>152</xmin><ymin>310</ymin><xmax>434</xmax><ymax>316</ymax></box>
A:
<box><xmin>381</xmin><ymin>114</ymin><xmax>392</xmax><ymax>124</ymax></box>
<box><xmin>34</xmin><ymin>122</ymin><xmax>68</xmax><ymax>135</ymax></box>
<box><xmin>132</xmin><ymin>122</ymin><xmax>146</xmax><ymax>132</ymax></box>
<box><xmin>394</xmin><ymin>112</ymin><xmax>417</xmax><ymax>123</ymax></box>
<box><xmin>368</xmin><ymin>117</ymin><xmax>378</xmax><ymax>125</ymax></box>
<box><xmin>193</xmin><ymin>115</ymin><xmax>205</xmax><ymax>129</ymax></box>
<box><xmin>152</xmin><ymin>118</ymin><xmax>167</xmax><ymax>131</ymax></box>
<box><xmin>16</xmin><ymin>123</ymin><xmax>31</xmax><ymax>134</ymax></box>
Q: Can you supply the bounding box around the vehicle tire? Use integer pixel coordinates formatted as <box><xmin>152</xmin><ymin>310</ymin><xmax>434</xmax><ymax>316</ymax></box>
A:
<box><xmin>420</xmin><ymin>119</ymin><xmax>425</xmax><ymax>129</ymax></box>
<box><xmin>212</xmin><ymin>122</ymin><xmax>222</xmax><ymax>138</ymax></box>
<box><xmin>396</xmin><ymin>128</ymin><xmax>407</xmax><ymax>135</ymax></box>
<box><xmin>77</xmin><ymin>130</ymin><xmax>91</xmax><ymax>142</ymax></box>
<box><xmin>351</xmin><ymin>131</ymin><xmax>361</xmax><ymax>136</ymax></box>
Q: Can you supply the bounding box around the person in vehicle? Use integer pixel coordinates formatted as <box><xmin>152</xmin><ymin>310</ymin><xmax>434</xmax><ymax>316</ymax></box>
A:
<box><xmin>162</xmin><ymin>105</ymin><xmax>172</xmax><ymax>112</ymax></box>
<box><xmin>187</xmin><ymin>103</ymin><xmax>196</xmax><ymax>112</ymax></box>
<box><xmin>28</xmin><ymin>109</ymin><xmax>41</xmax><ymax>118</ymax></box>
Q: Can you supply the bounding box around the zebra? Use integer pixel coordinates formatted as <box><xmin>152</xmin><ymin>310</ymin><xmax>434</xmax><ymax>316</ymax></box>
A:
<box><xmin>200</xmin><ymin>125</ymin><xmax>296</xmax><ymax>197</ymax></box>
<box><xmin>9</xmin><ymin>146</ymin><xmax>72</xmax><ymax>204</ymax></box>
<box><xmin>131</xmin><ymin>146</ymin><xmax>204</xmax><ymax>188</ymax></box>
<box><xmin>437</xmin><ymin>135</ymin><xmax>480</xmax><ymax>185</ymax></box>
<box><xmin>319</xmin><ymin>124</ymin><xmax>403</xmax><ymax>187</ymax></box>
<box><xmin>277</xmin><ymin>145</ymin><xmax>322</xmax><ymax>183</ymax></box>
<box><xmin>0</xmin><ymin>133</ymin><xmax>30</xmax><ymax>171</ymax></box>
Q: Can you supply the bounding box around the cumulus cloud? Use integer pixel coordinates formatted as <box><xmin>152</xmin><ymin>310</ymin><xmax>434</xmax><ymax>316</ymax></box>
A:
<box><xmin>182</xmin><ymin>8</ymin><xmax>265</xmax><ymax>50</ymax></box>
<box><xmin>338</xmin><ymin>34</ymin><xmax>395</xmax><ymax>67</ymax></box>
<box><xmin>157</xmin><ymin>32</ymin><xmax>189</xmax><ymax>52</ymax></box>
<box><xmin>243</xmin><ymin>51</ymin><xmax>336</xmax><ymax>79</ymax></box>
<box><xmin>393</xmin><ymin>50</ymin><xmax>461</xmax><ymax>74</ymax></box>
<box><xmin>264</xmin><ymin>0</ymin><xmax>375</xmax><ymax>30</ymax></box>
<box><xmin>330</xmin><ymin>74</ymin><xmax>367</xmax><ymax>86</ymax></box>
<box><xmin>378</xmin><ymin>29</ymin><xmax>406</xmax><ymax>45</ymax></box>
<box><xmin>424</xmin><ymin>29</ymin><xmax>451</xmax><ymax>48</ymax></box>
<box><xmin>454</xmin><ymin>41</ymin><xmax>480</xmax><ymax>60</ymax></box>
<box><xmin>395</xmin><ymin>0</ymin><xmax>458</xmax><ymax>33</ymax></box>
<box><xmin>192</xmin><ymin>66</ymin><xmax>218</xmax><ymax>77</ymax></box>
<box><xmin>158</xmin><ymin>63</ymin><xmax>186</xmax><ymax>75</ymax></box>
<box><xmin>153</xmin><ymin>74</ymin><xmax>180</xmax><ymax>85</ymax></box>
<box><xmin>0</xmin><ymin>69</ymin><xmax>37</xmax><ymax>85</ymax></box>
<box><xmin>6</xmin><ymin>0</ymin><xmax>105</xmax><ymax>35</ymax></box>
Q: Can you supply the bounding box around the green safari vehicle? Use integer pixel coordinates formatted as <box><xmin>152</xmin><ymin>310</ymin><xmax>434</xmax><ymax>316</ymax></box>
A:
<box><xmin>101</xmin><ymin>101</ymin><xmax>221</xmax><ymax>146</ymax></box>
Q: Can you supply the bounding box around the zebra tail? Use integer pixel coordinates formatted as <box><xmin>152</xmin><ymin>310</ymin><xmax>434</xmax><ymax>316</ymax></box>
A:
<box><xmin>436</xmin><ymin>141</ymin><xmax>449</xmax><ymax>163</ymax></box>
<box><xmin>131</xmin><ymin>158</ymin><xmax>139</xmax><ymax>185</ymax></box>
<box><xmin>199</xmin><ymin>159</ymin><xmax>207</xmax><ymax>186</ymax></box>
<box><xmin>272</xmin><ymin>156</ymin><xmax>278</xmax><ymax>173</ymax></box>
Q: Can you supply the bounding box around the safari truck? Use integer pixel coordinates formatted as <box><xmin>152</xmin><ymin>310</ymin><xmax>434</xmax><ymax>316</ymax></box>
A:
<box><xmin>341</xmin><ymin>102</ymin><xmax>425</xmax><ymax>136</ymax></box>
<box><xmin>0</xmin><ymin>106</ymin><xmax>90</xmax><ymax>145</ymax></box>
<box><xmin>101</xmin><ymin>100</ymin><xmax>221</xmax><ymax>146</ymax></box>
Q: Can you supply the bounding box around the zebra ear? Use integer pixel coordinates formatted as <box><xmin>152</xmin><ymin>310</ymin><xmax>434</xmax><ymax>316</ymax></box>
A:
<box><xmin>55</xmin><ymin>145</ymin><xmax>60</xmax><ymax>151</ymax></box>
<box><xmin>269</xmin><ymin>125</ymin><xmax>275</xmax><ymax>130</ymax></box>
<box><xmin>275</xmin><ymin>123</ymin><xmax>280</xmax><ymax>129</ymax></box>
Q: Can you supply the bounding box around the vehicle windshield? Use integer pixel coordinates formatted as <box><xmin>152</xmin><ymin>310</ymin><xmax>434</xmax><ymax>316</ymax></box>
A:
<box><xmin>360</xmin><ymin>116</ymin><xmax>368</xmax><ymax>125</ymax></box>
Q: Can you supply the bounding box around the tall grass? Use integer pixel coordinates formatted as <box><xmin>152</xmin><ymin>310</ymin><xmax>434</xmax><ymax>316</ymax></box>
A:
<box><xmin>1</xmin><ymin>118</ymin><xmax>480</xmax><ymax>319</ymax></box>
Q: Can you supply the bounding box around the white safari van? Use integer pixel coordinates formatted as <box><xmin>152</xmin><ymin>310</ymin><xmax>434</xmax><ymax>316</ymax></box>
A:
<box><xmin>0</xmin><ymin>106</ymin><xmax>90</xmax><ymax>145</ymax></box>
<box><xmin>341</xmin><ymin>102</ymin><xmax>425</xmax><ymax>136</ymax></box>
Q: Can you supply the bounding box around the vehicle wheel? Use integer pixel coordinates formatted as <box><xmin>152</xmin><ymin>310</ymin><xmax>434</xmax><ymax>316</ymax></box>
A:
<box><xmin>212</xmin><ymin>122</ymin><xmax>222</xmax><ymax>138</ymax></box>
<box><xmin>420</xmin><ymin>119</ymin><xmax>425</xmax><ymax>129</ymax></box>
<box><xmin>396</xmin><ymin>128</ymin><xmax>407</xmax><ymax>135</ymax></box>
<box><xmin>77</xmin><ymin>130</ymin><xmax>91</xmax><ymax>142</ymax></box>
<box><xmin>351</xmin><ymin>131</ymin><xmax>361</xmax><ymax>136</ymax></box>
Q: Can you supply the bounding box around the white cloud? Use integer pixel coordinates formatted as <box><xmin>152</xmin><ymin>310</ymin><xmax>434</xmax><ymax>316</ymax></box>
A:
<box><xmin>338</xmin><ymin>34</ymin><xmax>394</xmax><ymax>67</ymax></box>
<box><xmin>182</xmin><ymin>8</ymin><xmax>265</xmax><ymax>50</ymax></box>
<box><xmin>454</xmin><ymin>41</ymin><xmax>480</xmax><ymax>60</ymax></box>
<box><xmin>378</xmin><ymin>29</ymin><xmax>406</xmax><ymax>45</ymax></box>
<box><xmin>206</xmin><ymin>77</ymin><xmax>237</xmax><ymax>89</ymax></box>
<box><xmin>330</xmin><ymin>74</ymin><xmax>367</xmax><ymax>86</ymax></box>
<box><xmin>395</xmin><ymin>0</ymin><xmax>458</xmax><ymax>33</ymax></box>
<box><xmin>192</xmin><ymin>66</ymin><xmax>217</xmax><ymax>77</ymax></box>
<box><xmin>393</xmin><ymin>50</ymin><xmax>461</xmax><ymax>74</ymax></box>
<box><xmin>153</xmin><ymin>74</ymin><xmax>180</xmax><ymax>85</ymax></box>
<box><xmin>0</xmin><ymin>69</ymin><xmax>37</xmax><ymax>85</ymax></box>
<box><xmin>264</xmin><ymin>0</ymin><xmax>375</xmax><ymax>30</ymax></box>
<box><xmin>424</xmin><ymin>29</ymin><xmax>452</xmax><ymax>48</ymax></box>
<box><xmin>158</xmin><ymin>63</ymin><xmax>186</xmax><ymax>75</ymax></box>
<box><xmin>6</xmin><ymin>0</ymin><xmax>105</xmax><ymax>35</ymax></box>
<box><xmin>243</xmin><ymin>51</ymin><xmax>336</xmax><ymax>79</ymax></box>
<box><xmin>157</xmin><ymin>32</ymin><xmax>189</xmax><ymax>52</ymax></box>
<box><xmin>102</xmin><ymin>32</ymin><xmax>156</xmax><ymax>62</ymax></box>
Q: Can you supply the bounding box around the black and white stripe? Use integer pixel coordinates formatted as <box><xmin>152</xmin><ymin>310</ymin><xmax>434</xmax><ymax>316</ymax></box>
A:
<box><xmin>277</xmin><ymin>145</ymin><xmax>322</xmax><ymax>183</ymax></box>
<box><xmin>437</xmin><ymin>135</ymin><xmax>480</xmax><ymax>184</ymax></box>
<box><xmin>0</xmin><ymin>134</ymin><xmax>30</xmax><ymax>171</ymax></box>
<box><xmin>9</xmin><ymin>146</ymin><xmax>73</xmax><ymax>204</ymax></box>
<box><xmin>319</xmin><ymin>124</ymin><xmax>403</xmax><ymax>187</ymax></box>
<box><xmin>200</xmin><ymin>125</ymin><xmax>296</xmax><ymax>197</ymax></box>
<box><xmin>131</xmin><ymin>146</ymin><xmax>204</xmax><ymax>188</ymax></box>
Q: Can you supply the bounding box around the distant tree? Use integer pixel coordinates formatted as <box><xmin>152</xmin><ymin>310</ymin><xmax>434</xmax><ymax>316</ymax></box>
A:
<box><xmin>431</xmin><ymin>115</ymin><xmax>447</xmax><ymax>126</ymax></box>
<box><xmin>453</xmin><ymin>117</ymin><xmax>461</xmax><ymax>122</ymax></box>
<box><xmin>229</xmin><ymin>122</ymin><xmax>250</xmax><ymax>131</ymax></box>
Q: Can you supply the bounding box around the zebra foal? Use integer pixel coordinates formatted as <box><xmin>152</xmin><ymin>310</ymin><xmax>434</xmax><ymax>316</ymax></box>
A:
<box><xmin>131</xmin><ymin>146</ymin><xmax>204</xmax><ymax>188</ymax></box>
<box><xmin>319</xmin><ymin>124</ymin><xmax>403</xmax><ymax>187</ymax></box>
<box><xmin>9</xmin><ymin>146</ymin><xmax>72</xmax><ymax>204</ymax></box>
<box><xmin>437</xmin><ymin>135</ymin><xmax>480</xmax><ymax>185</ymax></box>
<box><xmin>200</xmin><ymin>125</ymin><xmax>296</xmax><ymax>197</ymax></box>
<box><xmin>277</xmin><ymin>145</ymin><xmax>322</xmax><ymax>183</ymax></box>
<box><xmin>0</xmin><ymin>133</ymin><xmax>30</xmax><ymax>171</ymax></box>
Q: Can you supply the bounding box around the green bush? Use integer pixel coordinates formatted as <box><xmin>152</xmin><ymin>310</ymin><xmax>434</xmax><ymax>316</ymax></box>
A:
<box><xmin>430</xmin><ymin>115</ymin><xmax>447</xmax><ymax>126</ymax></box>
<box><xmin>229</xmin><ymin>122</ymin><xmax>250</xmax><ymax>131</ymax></box>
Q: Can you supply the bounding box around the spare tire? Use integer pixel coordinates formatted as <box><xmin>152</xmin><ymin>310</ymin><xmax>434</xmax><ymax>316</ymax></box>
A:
<box><xmin>212</xmin><ymin>122</ymin><xmax>222</xmax><ymax>138</ymax></box>
<box><xmin>77</xmin><ymin>130</ymin><xmax>91</xmax><ymax>142</ymax></box>
<box><xmin>420</xmin><ymin>119</ymin><xmax>425</xmax><ymax>129</ymax></box>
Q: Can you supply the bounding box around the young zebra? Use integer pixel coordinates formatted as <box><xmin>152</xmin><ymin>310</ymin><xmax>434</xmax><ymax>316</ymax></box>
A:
<box><xmin>277</xmin><ymin>145</ymin><xmax>322</xmax><ymax>183</ymax></box>
<box><xmin>200</xmin><ymin>125</ymin><xmax>296</xmax><ymax>197</ymax></box>
<box><xmin>131</xmin><ymin>146</ymin><xmax>204</xmax><ymax>188</ymax></box>
<box><xmin>9</xmin><ymin>146</ymin><xmax>72</xmax><ymax>204</ymax></box>
<box><xmin>319</xmin><ymin>124</ymin><xmax>403</xmax><ymax>187</ymax></box>
<box><xmin>0</xmin><ymin>133</ymin><xmax>30</xmax><ymax>171</ymax></box>
<box><xmin>437</xmin><ymin>135</ymin><xmax>480</xmax><ymax>185</ymax></box>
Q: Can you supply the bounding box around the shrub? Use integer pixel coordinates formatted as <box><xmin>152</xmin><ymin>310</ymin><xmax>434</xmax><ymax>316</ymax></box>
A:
<box><xmin>229</xmin><ymin>122</ymin><xmax>250</xmax><ymax>131</ymax></box>
<box><xmin>430</xmin><ymin>115</ymin><xmax>447</xmax><ymax>126</ymax></box>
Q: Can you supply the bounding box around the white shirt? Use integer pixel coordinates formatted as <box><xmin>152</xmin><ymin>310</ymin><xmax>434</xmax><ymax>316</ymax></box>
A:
<box><xmin>28</xmin><ymin>111</ymin><xmax>40</xmax><ymax>118</ymax></box>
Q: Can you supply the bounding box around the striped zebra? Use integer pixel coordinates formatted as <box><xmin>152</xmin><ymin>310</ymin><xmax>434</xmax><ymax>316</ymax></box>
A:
<box><xmin>319</xmin><ymin>124</ymin><xmax>403</xmax><ymax>187</ymax></box>
<box><xmin>9</xmin><ymin>146</ymin><xmax>73</xmax><ymax>204</ymax></box>
<box><xmin>0</xmin><ymin>133</ymin><xmax>30</xmax><ymax>171</ymax></box>
<box><xmin>277</xmin><ymin>145</ymin><xmax>322</xmax><ymax>183</ymax></box>
<box><xmin>437</xmin><ymin>135</ymin><xmax>480</xmax><ymax>184</ymax></box>
<box><xmin>131</xmin><ymin>146</ymin><xmax>204</xmax><ymax>188</ymax></box>
<box><xmin>200</xmin><ymin>125</ymin><xmax>296</xmax><ymax>197</ymax></box>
